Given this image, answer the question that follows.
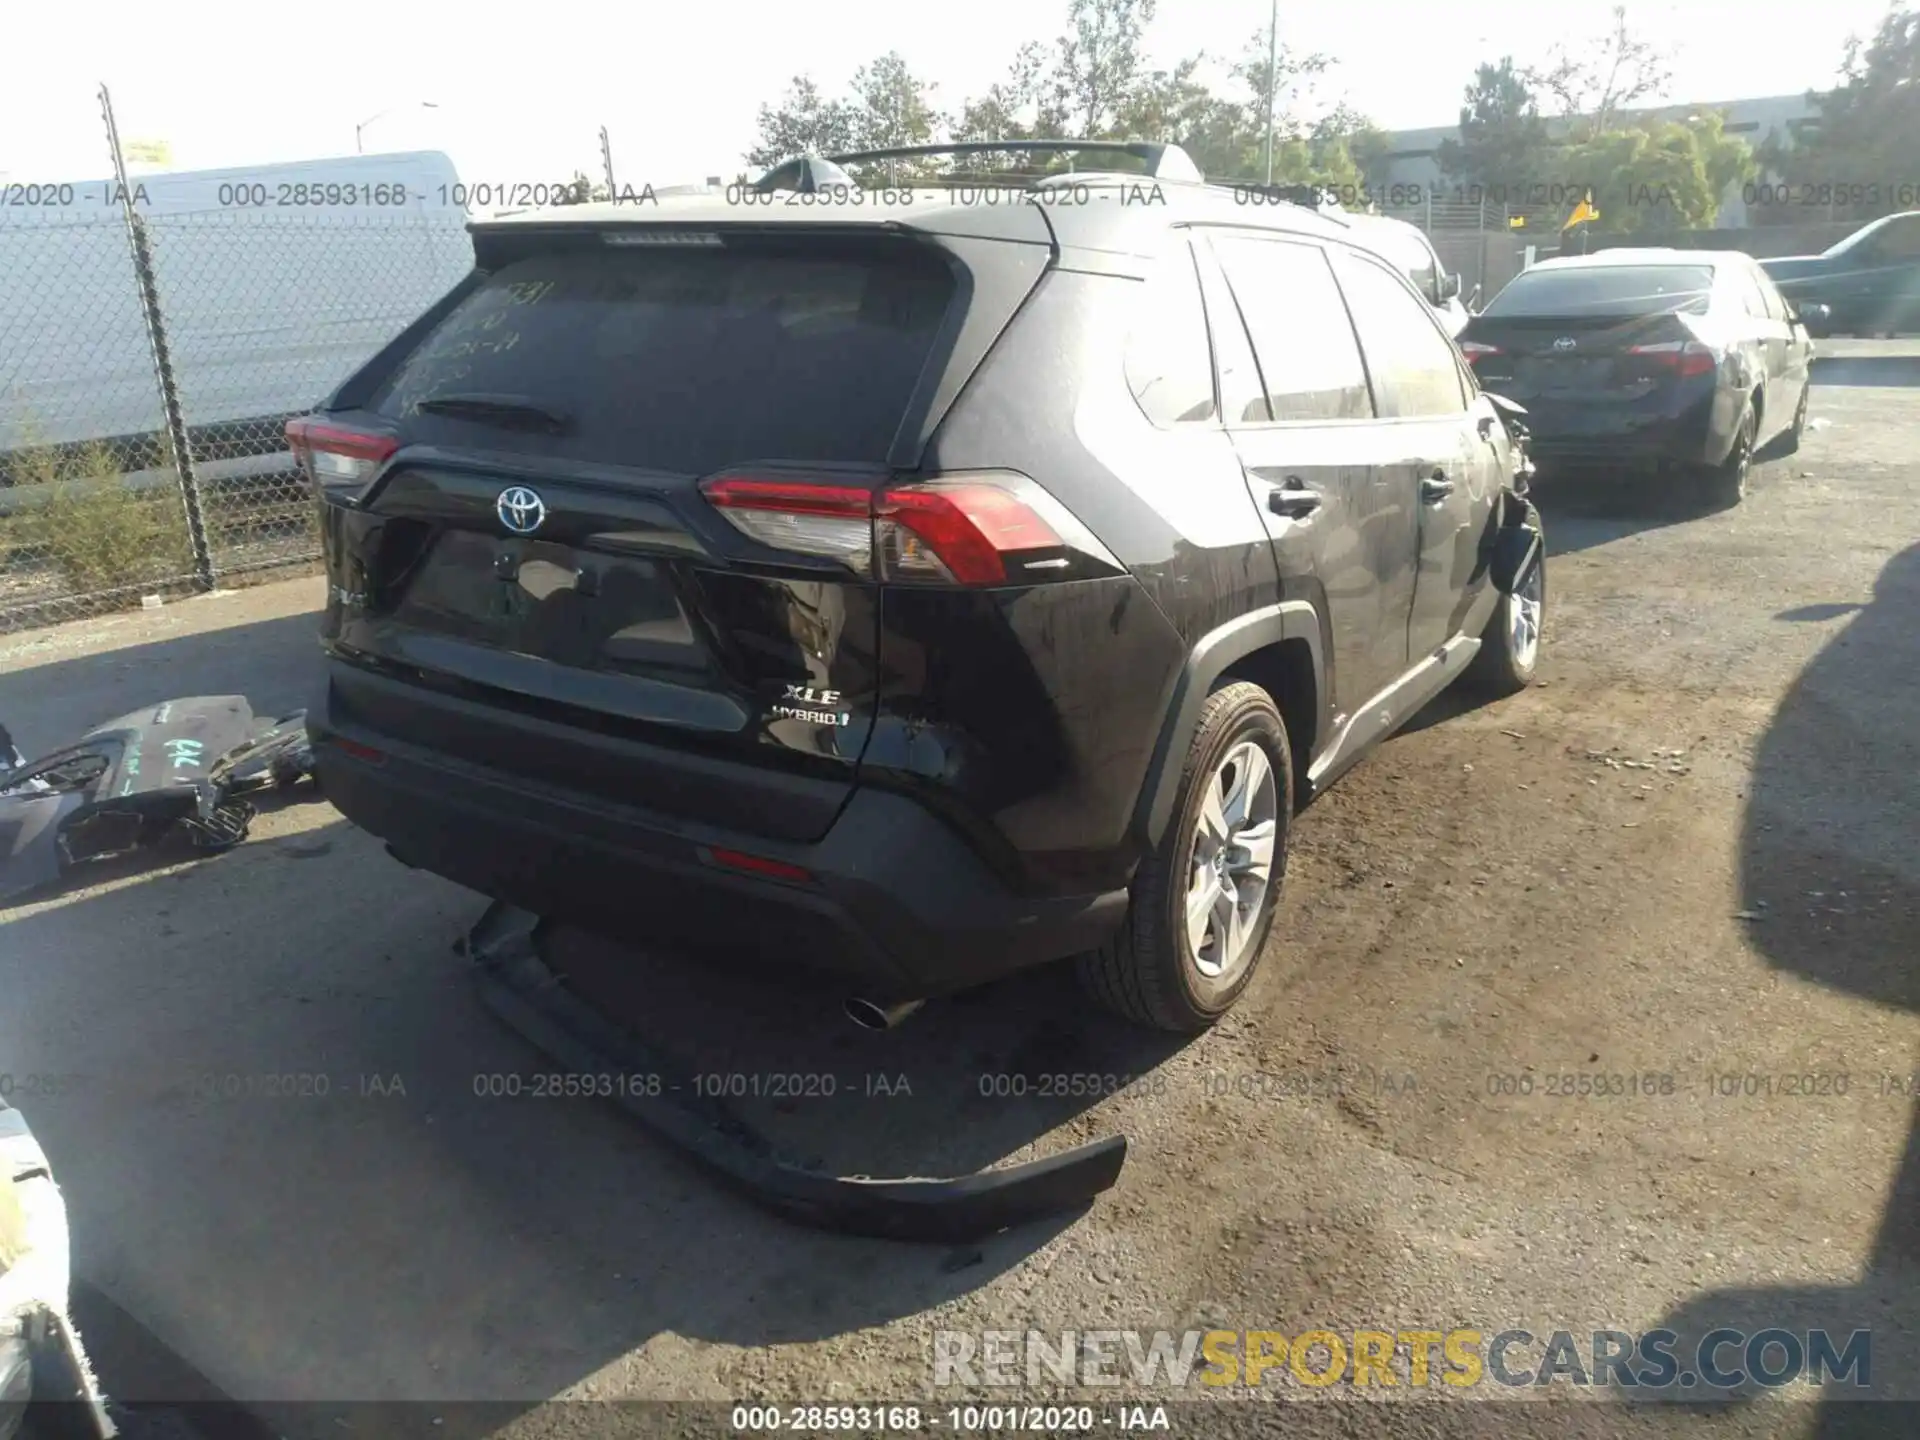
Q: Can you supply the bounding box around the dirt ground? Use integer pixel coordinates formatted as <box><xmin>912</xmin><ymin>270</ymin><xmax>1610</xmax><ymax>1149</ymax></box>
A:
<box><xmin>1</xmin><ymin>344</ymin><xmax>1916</xmax><ymax>1439</ymax></box>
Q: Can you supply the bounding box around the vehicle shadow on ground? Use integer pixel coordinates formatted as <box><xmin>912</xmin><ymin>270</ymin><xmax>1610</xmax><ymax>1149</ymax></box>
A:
<box><xmin>1651</xmin><ymin>541</ymin><xmax>1920</xmax><ymax>1433</ymax></box>
<box><xmin>0</xmin><ymin>610</ymin><xmax>1188</xmax><ymax>1432</ymax></box>
<box><xmin>1533</xmin><ymin>469</ymin><xmax>1747</xmax><ymax>557</ymax></box>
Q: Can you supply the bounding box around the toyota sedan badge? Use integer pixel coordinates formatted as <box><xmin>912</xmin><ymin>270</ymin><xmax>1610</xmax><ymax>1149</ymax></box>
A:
<box><xmin>496</xmin><ymin>486</ymin><xmax>546</xmax><ymax>535</ymax></box>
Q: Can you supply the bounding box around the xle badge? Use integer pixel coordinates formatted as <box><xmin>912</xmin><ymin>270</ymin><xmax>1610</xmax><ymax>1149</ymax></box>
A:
<box><xmin>770</xmin><ymin>683</ymin><xmax>852</xmax><ymax>728</ymax></box>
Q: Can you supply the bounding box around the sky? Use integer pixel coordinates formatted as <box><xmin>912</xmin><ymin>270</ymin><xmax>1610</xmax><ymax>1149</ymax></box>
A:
<box><xmin>0</xmin><ymin>0</ymin><xmax>1901</xmax><ymax>188</ymax></box>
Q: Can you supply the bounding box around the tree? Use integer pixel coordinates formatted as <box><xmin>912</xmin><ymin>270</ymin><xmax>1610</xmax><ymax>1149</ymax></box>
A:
<box><xmin>1050</xmin><ymin>0</ymin><xmax>1160</xmax><ymax>135</ymax></box>
<box><xmin>1112</xmin><ymin>55</ymin><xmax>1244</xmax><ymax>173</ymax></box>
<box><xmin>1759</xmin><ymin>4</ymin><xmax>1920</xmax><ymax>222</ymax></box>
<box><xmin>1556</xmin><ymin>112</ymin><xmax>1756</xmax><ymax>235</ymax></box>
<box><xmin>1523</xmin><ymin>4</ymin><xmax>1673</xmax><ymax>135</ymax></box>
<box><xmin>845</xmin><ymin>53</ymin><xmax>942</xmax><ymax>151</ymax></box>
<box><xmin>1139</xmin><ymin>29</ymin><xmax>1368</xmax><ymax>185</ymax></box>
<box><xmin>745</xmin><ymin>75</ymin><xmax>860</xmax><ymax>171</ymax></box>
<box><xmin>950</xmin><ymin>41</ymin><xmax>1067</xmax><ymax>143</ymax></box>
<box><xmin>1436</xmin><ymin>58</ymin><xmax>1556</xmax><ymax>191</ymax></box>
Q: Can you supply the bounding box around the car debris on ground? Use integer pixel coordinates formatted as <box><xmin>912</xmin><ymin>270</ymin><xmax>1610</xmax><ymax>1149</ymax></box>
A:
<box><xmin>0</xmin><ymin>697</ymin><xmax>316</xmax><ymax>905</ymax></box>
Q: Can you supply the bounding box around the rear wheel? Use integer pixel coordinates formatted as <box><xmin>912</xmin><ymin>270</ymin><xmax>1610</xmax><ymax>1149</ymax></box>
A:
<box><xmin>1701</xmin><ymin>405</ymin><xmax>1755</xmax><ymax>508</ymax></box>
<box><xmin>1077</xmin><ymin>683</ymin><xmax>1291</xmax><ymax>1032</ymax></box>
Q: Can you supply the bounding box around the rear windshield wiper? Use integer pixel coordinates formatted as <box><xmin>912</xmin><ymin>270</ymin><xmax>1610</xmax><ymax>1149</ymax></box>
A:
<box><xmin>414</xmin><ymin>393</ymin><xmax>572</xmax><ymax>433</ymax></box>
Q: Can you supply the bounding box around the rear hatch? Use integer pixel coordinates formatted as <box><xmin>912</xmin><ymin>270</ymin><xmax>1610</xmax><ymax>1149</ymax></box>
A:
<box><xmin>1462</xmin><ymin>263</ymin><xmax>1719</xmax><ymax>408</ymax></box>
<box><xmin>310</xmin><ymin>218</ymin><xmax>1049</xmax><ymax>842</ymax></box>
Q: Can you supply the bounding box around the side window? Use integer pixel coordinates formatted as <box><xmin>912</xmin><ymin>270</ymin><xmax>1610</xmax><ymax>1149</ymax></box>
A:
<box><xmin>1124</xmin><ymin>239</ymin><xmax>1219</xmax><ymax>427</ymax></box>
<box><xmin>1752</xmin><ymin>266</ymin><xmax>1787</xmax><ymax>321</ymax></box>
<box><xmin>1209</xmin><ymin>234</ymin><xmax>1373</xmax><ymax>422</ymax></box>
<box><xmin>1188</xmin><ymin>239</ymin><xmax>1270</xmax><ymax>424</ymax></box>
<box><xmin>1328</xmin><ymin>249</ymin><xmax>1470</xmax><ymax>418</ymax></box>
<box><xmin>1730</xmin><ymin>267</ymin><xmax>1769</xmax><ymax>319</ymax></box>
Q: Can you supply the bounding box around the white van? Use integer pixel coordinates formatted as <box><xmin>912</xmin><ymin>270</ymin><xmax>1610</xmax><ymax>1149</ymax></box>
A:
<box><xmin>0</xmin><ymin>151</ymin><xmax>471</xmax><ymax>458</ymax></box>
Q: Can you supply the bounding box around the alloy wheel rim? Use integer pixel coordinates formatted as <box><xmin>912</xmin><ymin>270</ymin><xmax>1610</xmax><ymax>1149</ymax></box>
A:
<box><xmin>1510</xmin><ymin>561</ymin><xmax>1543</xmax><ymax>671</ymax></box>
<box><xmin>1186</xmin><ymin>740</ymin><xmax>1280</xmax><ymax>980</ymax></box>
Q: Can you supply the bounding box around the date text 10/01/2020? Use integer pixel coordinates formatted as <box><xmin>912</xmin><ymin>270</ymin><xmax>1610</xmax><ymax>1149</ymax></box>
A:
<box><xmin>730</xmin><ymin>1405</ymin><xmax>1172</xmax><ymax>1433</ymax></box>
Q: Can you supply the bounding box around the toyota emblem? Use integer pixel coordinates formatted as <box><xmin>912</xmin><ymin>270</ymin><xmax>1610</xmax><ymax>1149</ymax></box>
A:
<box><xmin>1553</xmin><ymin>336</ymin><xmax>1578</xmax><ymax>351</ymax></box>
<box><xmin>495</xmin><ymin>486</ymin><xmax>545</xmax><ymax>535</ymax></box>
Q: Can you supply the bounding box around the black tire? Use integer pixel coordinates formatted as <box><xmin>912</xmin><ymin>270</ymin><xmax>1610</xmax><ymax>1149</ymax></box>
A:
<box><xmin>1701</xmin><ymin>404</ymin><xmax>1755</xmax><ymax>508</ymax></box>
<box><xmin>1077</xmin><ymin>682</ymin><xmax>1292</xmax><ymax>1032</ymax></box>
<box><xmin>1465</xmin><ymin>552</ymin><xmax>1544</xmax><ymax>697</ymax></box>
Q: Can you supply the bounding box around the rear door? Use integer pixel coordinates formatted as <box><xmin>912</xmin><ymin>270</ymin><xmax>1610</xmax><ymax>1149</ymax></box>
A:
<box><xmin>1326</xmin><ymin>244</ymin><xmax>1495</xmax><ymax>664</ymax></box>
<box><xmin>1756</xmin><ymin>265</ymin><xmax>1814</xmax><ymax>426</ymax></box>
<box><xmin>316</xmin><ymin>230</ymin><xmax>992</xmax><ymax>842</ymax></box>
<box><xmin>1731</xmin><ymin>261</ymin><xmax>1794</xmax><ymax>443</ymax></box>
<box><xmin>1201</xmin><ymin>230</ymin><xmax>1416</xmax><ymax>716</ymax></box>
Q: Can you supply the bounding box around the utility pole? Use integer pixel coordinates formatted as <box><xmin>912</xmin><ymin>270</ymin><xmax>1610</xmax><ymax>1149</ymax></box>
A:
<box><xmin>1262</xmin><ymin>0</ymin><xmax>1279</xmax><ymax>185</ymax></box>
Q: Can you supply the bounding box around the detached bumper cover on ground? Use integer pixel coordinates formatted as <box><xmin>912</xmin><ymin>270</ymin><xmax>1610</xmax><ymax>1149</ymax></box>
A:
<box><xmin>0</xmin><ymin>697</ymin><xmax>314</xmax><ymax>904</ymax></box>
<box><xmin>463</xmin><ymin>901</ymin><xmax>1128</xmax><ymax>1243</ymax></box>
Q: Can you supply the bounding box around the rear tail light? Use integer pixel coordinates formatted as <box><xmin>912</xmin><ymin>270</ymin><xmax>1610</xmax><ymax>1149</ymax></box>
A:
<box><xmin>1627</xmin><ymin>340</ymin><xmax>1718</xmax><ymax>377</ymax></box>
<box><xmin>1459</xmin><ymin>340</ymin><xmax>1502</xmax><ymax>363</ymax></box>
<box><xmin>286</xmin><ymin>418</ymin><xmax>400</xmax><ymax>503</ymax></box>
<box><xmin>698</xmin><ymin>470</ymin><xmax>1120</xmax><ymax>587</ymax></box>
<box><xmin>698</xmin><ymin>478</ymin><xmax>874</xmax><ymax>570</ymax></box>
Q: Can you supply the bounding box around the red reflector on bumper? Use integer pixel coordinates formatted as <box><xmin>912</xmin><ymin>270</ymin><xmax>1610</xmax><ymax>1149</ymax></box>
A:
<box><xmin>706</xmin><ymin>847</ymin><xmax>813</xmax><ymax>884</ymax></box>
<box><xmin>330</xmin><ymin>738</ymin><xmax>386</xmax><ymax>764</ymax></box>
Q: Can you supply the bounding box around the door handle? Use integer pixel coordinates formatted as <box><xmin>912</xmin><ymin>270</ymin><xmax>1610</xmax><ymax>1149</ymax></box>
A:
<box><xmin>1420</xmin><ymin>471</ymin><xmax>1454</xmax><ymax>503</ymax></box>
<box><xmin>1267</xmin><ymin>480</ymin><xmax>1322</xmax><ymax>519</ymax></box>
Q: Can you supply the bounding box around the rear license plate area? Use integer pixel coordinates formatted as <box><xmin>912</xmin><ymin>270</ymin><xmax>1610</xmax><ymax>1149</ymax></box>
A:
<box><xmin>391</xmin><ymin>530</ymin><xmax>700</xmax><ymax>672</ymax></box>
<box><xmin>1523</xmin><ymin>356</ymin><xmax>1614</xmax><ymax>390</ymax></box>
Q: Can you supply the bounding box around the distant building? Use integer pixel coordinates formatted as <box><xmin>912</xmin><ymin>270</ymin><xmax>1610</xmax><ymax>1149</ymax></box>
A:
<box><xmin>1376</xmin><ymin>92</ymin><xmax>1820</xmax><ymax>225</ymax></box>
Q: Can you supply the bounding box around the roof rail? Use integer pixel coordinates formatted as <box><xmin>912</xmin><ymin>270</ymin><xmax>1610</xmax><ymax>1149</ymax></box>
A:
<box><xmin>763</xmin><ymin>140</ymin><xmax>1205</xmax><ymax>187</ymax></box>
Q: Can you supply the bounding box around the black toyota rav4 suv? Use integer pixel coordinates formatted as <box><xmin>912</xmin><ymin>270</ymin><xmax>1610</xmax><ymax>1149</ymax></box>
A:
<box><xmin>301</xmin><ymin>142</ymin><xmax>1545</xmax><ymax>1033</ymax></box>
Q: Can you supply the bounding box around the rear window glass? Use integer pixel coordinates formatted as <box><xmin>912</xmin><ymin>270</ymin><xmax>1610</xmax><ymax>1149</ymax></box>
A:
<box><xmin>372</xmin><ymin>245</ymin><xmax>955</xmax><ymax>473</ymax></box>
<box><xmin>1484</xmin><ymin>265</ymin><xmax>1714</xmax><ymax>317</ymax></box>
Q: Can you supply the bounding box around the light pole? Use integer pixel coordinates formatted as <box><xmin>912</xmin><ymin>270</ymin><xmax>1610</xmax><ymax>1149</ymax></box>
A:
<box><xmin>356</xmin><ymin>101</ymin><xmax>438</xmax><ymax>154</ymax></box>
<box><xmin>1262</xmin><ymin>0</ymin><xmax>1278</xmax><ymax>185</ymax></box>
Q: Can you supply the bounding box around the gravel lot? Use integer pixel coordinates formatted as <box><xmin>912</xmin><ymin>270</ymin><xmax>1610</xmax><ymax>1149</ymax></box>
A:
<box><xmin>1</xmin><ymin>342</ymin><xmax>1916</xmax><ymax>1439</ymax></box>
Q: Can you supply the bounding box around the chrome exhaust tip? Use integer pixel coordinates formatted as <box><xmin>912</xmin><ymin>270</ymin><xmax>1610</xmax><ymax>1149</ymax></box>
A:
<box><xmin>844</xmin><ymin>996</ymin><xmax>925</xmax><ymax>1031</ymax></box>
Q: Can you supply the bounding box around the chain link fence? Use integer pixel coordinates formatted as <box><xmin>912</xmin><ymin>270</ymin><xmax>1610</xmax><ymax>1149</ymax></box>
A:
<box><xmin>0</xmin><ymin>89</ymin><xmax>472</xmax><ymax>633</ymax></box>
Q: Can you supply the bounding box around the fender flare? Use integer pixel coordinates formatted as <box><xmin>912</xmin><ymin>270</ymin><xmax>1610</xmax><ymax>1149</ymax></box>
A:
<box><xmin>1131</xmin><ymin>600</ymin><xmax>1327</xmax><ymax>851</ymax></box>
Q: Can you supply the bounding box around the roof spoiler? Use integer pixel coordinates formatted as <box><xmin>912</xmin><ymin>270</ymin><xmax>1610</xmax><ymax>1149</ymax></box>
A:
<box><xmin>752</xmin><ymin>140</ymin><xmax>1204</xmax><ymax>192</ymax></box>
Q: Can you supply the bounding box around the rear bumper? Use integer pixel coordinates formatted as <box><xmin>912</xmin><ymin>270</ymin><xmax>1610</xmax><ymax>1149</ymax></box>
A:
<box><xmin>1522</xmin><ymin>390</ymin><xmax>1723</xmax><ymax>468</ymax></box>
<box><xmin>310</xmin><ymin>666</ymin><xmax>1129</xmax><ymax>997</ymax></box>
